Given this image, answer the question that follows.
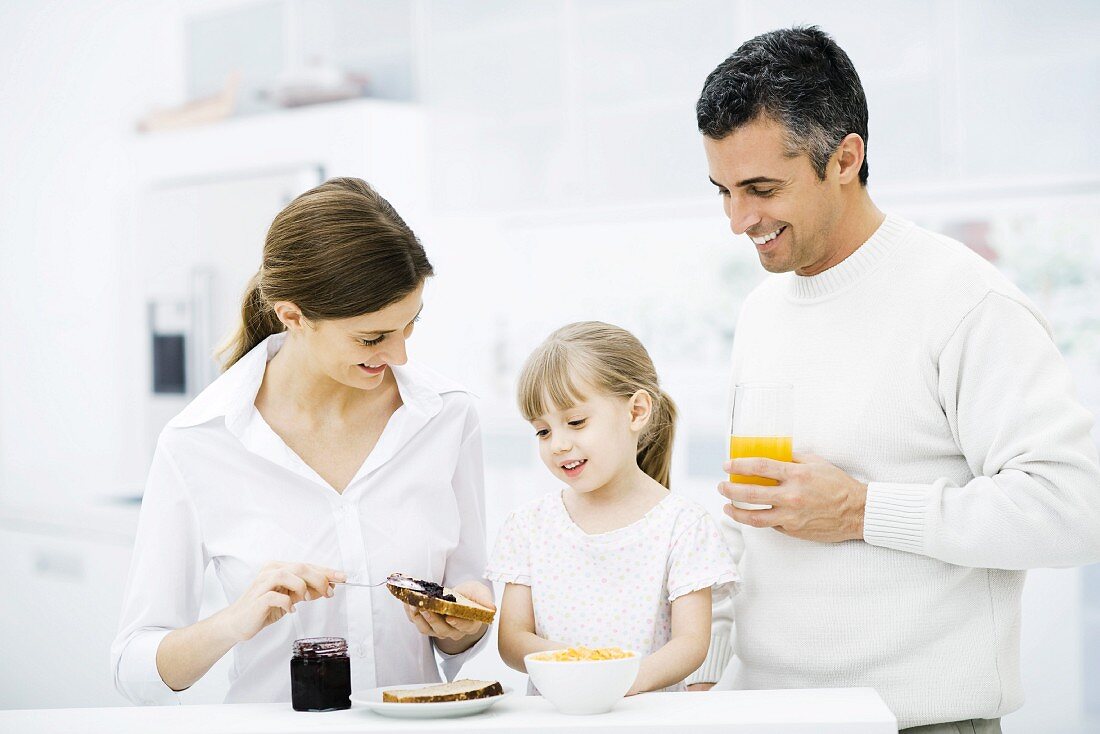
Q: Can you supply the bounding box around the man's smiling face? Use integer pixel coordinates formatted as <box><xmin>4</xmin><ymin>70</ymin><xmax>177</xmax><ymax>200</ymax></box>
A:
<box><xmin>703</xmin><ymin>115</ymin><xmax>844</xmax><ymax>275</ymax></box>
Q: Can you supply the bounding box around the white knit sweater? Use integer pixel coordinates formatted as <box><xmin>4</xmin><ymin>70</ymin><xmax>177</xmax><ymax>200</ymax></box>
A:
<box><xmin>687</xmin><ymin>214</ymin><xmax>1100</xmax><ymax>728</ymax></box>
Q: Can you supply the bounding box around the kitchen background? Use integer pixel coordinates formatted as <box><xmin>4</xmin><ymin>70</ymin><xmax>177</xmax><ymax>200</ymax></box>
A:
<box><xmin>1</xmin><ymin>0</ymin><xmax>1098</xmax><ymax>731</ymax></box>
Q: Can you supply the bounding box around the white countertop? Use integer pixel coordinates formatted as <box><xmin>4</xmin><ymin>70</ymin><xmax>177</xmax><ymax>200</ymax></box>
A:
<box><xmin>0</xmin><ymin>688</ymin><xmax>896</xmax><ymax>733</ymax></box>
<box><xmin>0</xmin><ymin>499</ymin><xmax>140</xmax><ymax>544</ymax></box>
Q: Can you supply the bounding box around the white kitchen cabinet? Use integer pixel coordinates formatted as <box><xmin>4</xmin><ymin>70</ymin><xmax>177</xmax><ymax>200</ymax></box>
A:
<box><xmin>0</xmin><ymin>505</ymin><xmax>231</xmax><ymax>709</ymax></box>
<box><xmin>0</xmin><ymin>521</ymin><xmax>133</xmax><ymax>708</ymax></box>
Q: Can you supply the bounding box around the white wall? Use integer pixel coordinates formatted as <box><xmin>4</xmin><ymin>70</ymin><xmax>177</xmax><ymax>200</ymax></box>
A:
<box><xmin>1</xmin><ymin>1</ymin><xmax>1098</xmax><ymax>729</ymax></box>
<box><xmin>0</xmin><ymin>0</ymin><xmax>186</xmax><ymax>503</ymax></box>
<box><xmin>424</xmin><ymin>0</ymin><xmax>1100</xmax><ymax>213</ymax></box>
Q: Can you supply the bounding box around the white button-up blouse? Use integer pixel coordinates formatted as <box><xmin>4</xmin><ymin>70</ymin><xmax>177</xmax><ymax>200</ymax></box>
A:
<box><xmin>111</xmin><ymin>333</ymin><xmax>490</xmax><ymax>705</ymax></box>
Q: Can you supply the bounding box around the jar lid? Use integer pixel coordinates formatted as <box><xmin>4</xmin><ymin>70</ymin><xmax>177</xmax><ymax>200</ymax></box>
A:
<box><xmin>292</xmin><ymin>637</ymin><xmax>348</xmax><ymax>659</ymax></box>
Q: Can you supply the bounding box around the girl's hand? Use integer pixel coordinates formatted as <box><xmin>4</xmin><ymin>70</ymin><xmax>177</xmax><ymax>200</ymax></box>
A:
<box><xmin>402</xmin><ymin>580</ymin><xmax>496</xmax><ymax>642</ymax></box>
<box><xmin>219</xmin><ymin>561</ymin><xmax>346</xmax><ymax>643</ymax></box>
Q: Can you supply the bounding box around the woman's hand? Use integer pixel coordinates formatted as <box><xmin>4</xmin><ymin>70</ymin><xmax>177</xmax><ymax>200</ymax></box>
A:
<box><xmin>402</xmin><ymin>580</ymin><xmax>495</xmax><ymax>654</ymax></box>
<box><xmin>219</xmin><ymin>561</ymin><xmax>346</xmax><ymax>643</ymax></box>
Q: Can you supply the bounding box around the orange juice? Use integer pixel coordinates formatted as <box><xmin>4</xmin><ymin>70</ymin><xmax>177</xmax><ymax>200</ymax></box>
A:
<box><xmin>728</xmin><ymin>435</ymin><xmax>793</xmax><ymax>485</ymax></box>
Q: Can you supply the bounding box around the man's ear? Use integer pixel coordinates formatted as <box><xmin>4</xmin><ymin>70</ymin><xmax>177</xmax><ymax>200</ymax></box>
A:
<box><xmin>629</xmin><ymin>389</ymin><xmax>654</xmax><ymax>432</ymax></box>
<box><xmin>272</xmin><ymin>301</ymin><xmax>307</xmax><ymax>331</ymax></box>
<box><xmin>833</xmin><ymin>132</ymin><xmax>865</xmax><ymax>185</ymax></box>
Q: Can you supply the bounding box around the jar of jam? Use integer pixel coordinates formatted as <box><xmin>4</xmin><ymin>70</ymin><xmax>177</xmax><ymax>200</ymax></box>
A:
<box><xmin>290</xmin><ymin>637</ymin><xmax>351</xmax><ymax>711</ymax></box>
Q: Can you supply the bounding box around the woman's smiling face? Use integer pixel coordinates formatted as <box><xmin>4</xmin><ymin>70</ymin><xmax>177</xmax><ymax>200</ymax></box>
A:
<box><xmin>289</xmin><ymin>283</ymin><xmax>425</xmax><ymax>391</ymax></box>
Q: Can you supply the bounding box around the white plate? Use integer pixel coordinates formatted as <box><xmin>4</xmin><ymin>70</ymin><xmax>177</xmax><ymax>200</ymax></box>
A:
<box><xmin>353</xmin><ymin>683</ymin><xmax>513</xmax><ymax>719</ymax></box>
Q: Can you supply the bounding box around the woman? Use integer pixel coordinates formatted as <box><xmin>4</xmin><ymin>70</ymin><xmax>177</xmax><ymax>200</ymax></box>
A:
<box><xmin>111</xmin><ymin>177</ymin><xmax>493</xmax><ymax>704</ymax></box>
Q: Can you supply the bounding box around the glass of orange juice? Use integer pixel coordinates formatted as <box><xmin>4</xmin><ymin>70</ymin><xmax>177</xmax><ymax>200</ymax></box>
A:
<box><xmin>728</xmin><ymin>382</ymin><xmax>793</xmax><ymax>509</ymax></box>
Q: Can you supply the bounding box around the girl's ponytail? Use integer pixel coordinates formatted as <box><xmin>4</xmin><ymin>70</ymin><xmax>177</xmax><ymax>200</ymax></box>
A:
<box><xmin>218</xmin><ymin>270</ymin><xmax>285</xmax><ymax>370</ymax></box>
<box><xmin>637</xmin><ymin>388</ymin><xmax>678</xmax><ymax>489</ymax></box>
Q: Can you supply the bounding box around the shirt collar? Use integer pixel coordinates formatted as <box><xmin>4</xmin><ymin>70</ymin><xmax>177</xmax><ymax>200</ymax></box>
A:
<box><xmin>167</xmin><ymin>332</ymin><xmax>464</xmax><ymax>433</ymax></box>
<box><xmin>786</xmin><ymin>213</ymin><xmax>912</xmax><ymax>300</ymax></box>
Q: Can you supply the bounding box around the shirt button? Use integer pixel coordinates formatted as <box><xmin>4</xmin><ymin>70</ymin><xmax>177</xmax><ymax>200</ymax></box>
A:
<box><xmin>355</xmin><ymin>643</ymin><xmax>368</xmax><ymax>658</ymax></box>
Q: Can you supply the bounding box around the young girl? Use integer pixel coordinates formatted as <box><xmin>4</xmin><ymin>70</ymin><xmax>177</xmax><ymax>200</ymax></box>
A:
<box><xmin>486</xmin><ymin>321</ymin><xmax>738</xmax><ymax>694</ymax></box>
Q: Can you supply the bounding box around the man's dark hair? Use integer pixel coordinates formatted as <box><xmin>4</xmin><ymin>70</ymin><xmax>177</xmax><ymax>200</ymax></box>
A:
<box><xmin>697</xmin><ymin>26</ymin><xmax>870</xmax><ymax>185</ymax></box>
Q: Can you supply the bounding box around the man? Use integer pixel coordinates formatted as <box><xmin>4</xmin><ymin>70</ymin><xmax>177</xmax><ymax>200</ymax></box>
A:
<box><xmin>684</xmin><ymin>26</ymin><xmax>1100</xmax><ymax>733</ymax></box>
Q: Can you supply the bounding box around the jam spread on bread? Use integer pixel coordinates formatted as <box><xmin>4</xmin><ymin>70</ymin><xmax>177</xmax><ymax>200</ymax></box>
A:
<box><xmin>387</xmin><ymin>573</ymin><xmax>456</xmax><ymax>602</ymax></box>
<box><xmin>414</xmin><ymin>579</ymin><xmax>457</xmax><ymax>602</ymax></box>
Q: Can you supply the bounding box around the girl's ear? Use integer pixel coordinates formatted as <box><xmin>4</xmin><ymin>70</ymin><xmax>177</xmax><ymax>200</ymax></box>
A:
<box><xmin>628</xmin><ymin>389</ymin><xmax>653</xmax><ymax>432</ymax></box>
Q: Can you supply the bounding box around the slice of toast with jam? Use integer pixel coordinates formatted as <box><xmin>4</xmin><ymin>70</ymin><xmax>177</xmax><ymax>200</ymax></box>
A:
<box><xmin>385</xmin><ymin>573</ymin><xmax>496</xmax><ymax>624</ymax></box>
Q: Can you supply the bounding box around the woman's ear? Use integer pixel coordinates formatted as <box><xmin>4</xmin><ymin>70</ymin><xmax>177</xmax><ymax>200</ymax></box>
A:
<box><xmin>272</xmin><ymin>301</ymin><xmax>306</xmax><ymax>330</ymax></box>
<box><xmin>629</xmin><ymin>390</ymin><xmax>653</xmax><ymax>433</ymax></box>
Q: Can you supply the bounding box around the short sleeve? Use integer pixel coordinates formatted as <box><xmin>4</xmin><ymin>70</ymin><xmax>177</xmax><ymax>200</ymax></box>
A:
<box><xmin>484</xmin><ymin>510</ymin><xmax>533</xmax><ymax>586</ymax></box>
<box><xmin>667</xmin><ymin>512</ymin><xmax>740</xmax><ymax>603</ymax></box>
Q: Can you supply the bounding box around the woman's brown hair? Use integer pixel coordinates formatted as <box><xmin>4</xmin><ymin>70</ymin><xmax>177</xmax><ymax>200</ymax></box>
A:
<box><xmin>219</xmin><ymin>177</ymin><xmax>433</xmax><ymax>370</ymax></box>
<box><xmin>517</xmin><ymin>321</ymin><xmax>678</xmax><ymax>488</ymax></box>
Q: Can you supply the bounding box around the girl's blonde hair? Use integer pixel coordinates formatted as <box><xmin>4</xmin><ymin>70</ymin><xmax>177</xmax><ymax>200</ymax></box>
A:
<box><xmin>517</xmin><ymin>321</ymin><xmax>678</xmax><ymax>488</ymax></box>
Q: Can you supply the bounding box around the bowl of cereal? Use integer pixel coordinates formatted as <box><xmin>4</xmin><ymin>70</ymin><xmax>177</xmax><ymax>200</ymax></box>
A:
<box><xmin>524</xmin><ymin>647</ymin><xmax>640</xmax><ymax>715</ymax></box>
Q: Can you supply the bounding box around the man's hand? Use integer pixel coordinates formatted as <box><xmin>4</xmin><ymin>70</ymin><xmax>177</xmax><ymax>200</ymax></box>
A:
<box><xmin>718</xmin><ymin>452</ymin><xmax>867</xmax><ymax>543</ymax></box>
<box><xmin>686</xmin><ymin>683</ymin><xmax>715</xmax><ymax>692</ymax></box>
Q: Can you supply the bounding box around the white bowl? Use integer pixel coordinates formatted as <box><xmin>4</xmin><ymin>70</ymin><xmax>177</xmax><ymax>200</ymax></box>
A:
<box><xmin>523</xmin><ymin>650</ymin><xmax>640</xmax><ymax>715</ymax></box>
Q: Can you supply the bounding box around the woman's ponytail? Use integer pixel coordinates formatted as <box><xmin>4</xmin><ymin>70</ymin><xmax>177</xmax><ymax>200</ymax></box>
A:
<box><xmin>637</xmin><ymin>389</ymin><xmax>678</xmax><ymax>489</ymax></box>
<box><xmin>217</xmin><ymin>270</ymin><xmax>285</xmax><ymax>370</ymax></box>
<box><xmin>215</xmin><ymin>176</ymin><xmax>433</xmax><ymax>372</ymax></box>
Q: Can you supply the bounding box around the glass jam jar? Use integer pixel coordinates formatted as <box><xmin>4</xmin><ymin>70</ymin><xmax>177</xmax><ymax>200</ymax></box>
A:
<box><xmin>290</xmin><ymin>637</ymin><xmax>351</xmax><ymax>712</ymax></box>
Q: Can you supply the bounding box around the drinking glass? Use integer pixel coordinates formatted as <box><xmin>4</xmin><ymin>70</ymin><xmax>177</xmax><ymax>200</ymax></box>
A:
<box><xmin>728</xmin><ymin>382</ymin><xmax>793</xmax><ymax>509</ymax></box>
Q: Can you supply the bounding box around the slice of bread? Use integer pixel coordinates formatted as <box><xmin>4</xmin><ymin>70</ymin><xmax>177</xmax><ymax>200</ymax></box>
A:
<box><xmin>386</xmin><ymin>574</ymin><xmax>496</xmax><ymax>624</ymax></box>
<box><xmin>383</xmin><ymin>679</ymin><xmax>504</xmax><ymax>703</ymax></box>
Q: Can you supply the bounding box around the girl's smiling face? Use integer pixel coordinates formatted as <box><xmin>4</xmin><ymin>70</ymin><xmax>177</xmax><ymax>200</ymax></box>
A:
<box><xmin>530</xmin><ymin>384</ymin><xmax>652</xmax><ymax>494</ymax></box>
